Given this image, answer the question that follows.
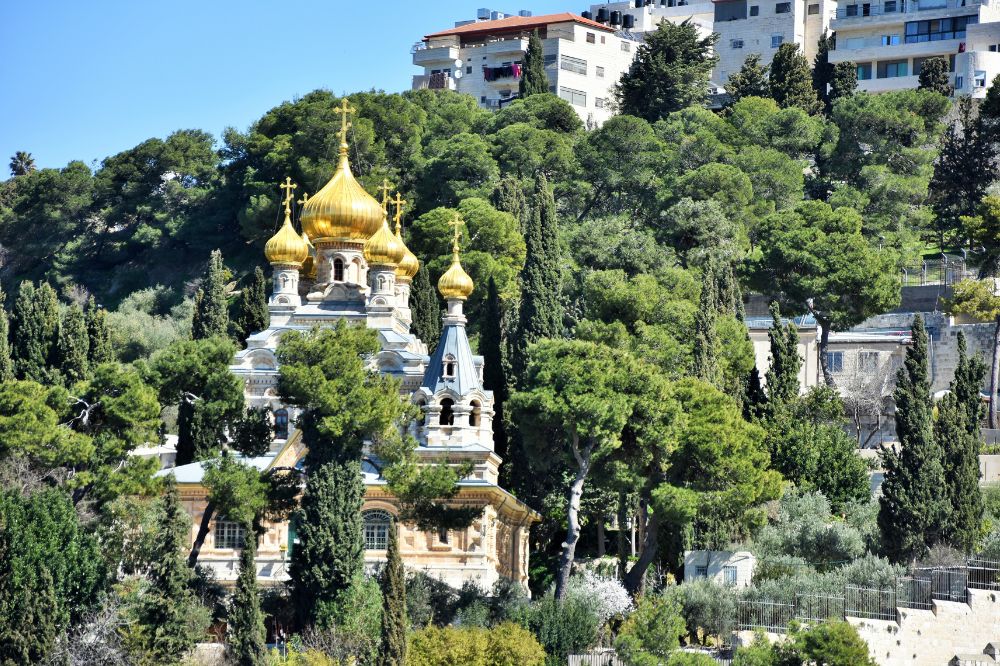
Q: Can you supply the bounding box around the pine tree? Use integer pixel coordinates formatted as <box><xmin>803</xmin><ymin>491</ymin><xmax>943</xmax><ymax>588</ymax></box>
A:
<box><xmin>940</xmin><ymin>333</ymin><xmax>986</xmax><ymax>552</ymax></box>
<box><xmin>519</xmin><ymin>30</ymin><xmax>549</xmax><ymax>98</ymax></box>
<box><xmin>137</xmin><ymin>478</ymin><xmax>203</xmax><ymax>662</ymax></box>
<box><xmin>411</xmin><ymin>267</ymin><xmax>441</xmax><ymax>351</ymax></box>
<box><xmin>235</xmin><ymin>267</ymin><xmax>269</xmax><ymax>344</ymax></box>
<box><xmin>829</xmin><ymin>61</ymin><xmax>858</xmax><ymax>108</ymax></box>
<box><xmin>0</xmin><ymin>288</ymin><xmax>13</xmax><ymax>382</ymax></box>
<box><xmin>878</xmin><ymin>315</ymin><xmax>949</xmax><ymax>563</ymax></box>
<box><xmin>56</xmin><ymin>304</ymin><xmax>90</xmax><ymax>384</ymax></box>
<box><xmin>726</xmin><ymin>53</ymin><xmax>769</xmax><ymax>104</ymax></box>
<box><xmin>227</xmin><ymin>523</ymin><xmax>267</xmax><ymax>666</ymax></box>
<box><xmin>492</xmin><ymin>176</ymin><xmax>529</xmax><ymax>233</ymax></box>
<box><xmin>693</xmin><ymin>265</ymin><xmax>718</xmax><ymax>384</ymax></box>
<box><xmin>769</xmin><ymin>43</ymin><xmax>822</xmax><ymax>114</ymax></box>
<box><xmin>84</xmin><ymin>297</ymin><xmax>113</xmax><ymax>365</ymax></box>
<box><xmin>918</xmin><ymin>56</ymin><xmax>952</xmax><ymax>96</ymax></box>
<box><xmin>512</xmin><ymin>173</ymin><xmax>562</xmax><ymax>384</ymax></box>
<box><xmin>192</xmin><ymin>249</ymin><xmax>229</xmax><ymax>340</ymax></box>
<box><xmin>481</xmin><ymin>277</ymin><xmax>510</xmax><ymax>461</ymax></box>
<box><xmin>765</xmin><ymin>301</ymin><xmax>800</xmax><ymax>407</ymax></box>
<box><xmin>10</xmin><ymin>281</ymin><xmax>59</xmax><ymax>383</ymax></box>
<box><xmin>929</xmin><ymin>97</ymin><xmax>996</xmax><ymax>246</ymax></box>
<box><xmin>379</xmin><ymin>518</ymin><xmax>406</xmax><ymax>666</ymax></box>
<box><xmin>812</xmin><ymin>31</ymin><xmax>835</xmax><ymax>112</ymax></box>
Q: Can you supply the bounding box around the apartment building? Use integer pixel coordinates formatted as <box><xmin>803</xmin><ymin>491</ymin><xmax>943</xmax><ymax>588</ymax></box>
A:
<box><xmin>828</xmin><ymin>0</ymin><xmax>1000</xmax><ymax>96</ymax></box>
<box><xmin>412</xmin><ymin>11</ymin><xmax>637</xmax><ymax>125</ymax></box>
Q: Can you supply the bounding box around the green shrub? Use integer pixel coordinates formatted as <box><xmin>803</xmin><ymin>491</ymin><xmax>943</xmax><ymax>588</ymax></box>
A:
<box><xmin>405</xmin><ymin>623</ymin><xmax>545</xmax><ymax>666</ymax></box>
<box><xmin>680</xmin><ymin>579</ymin><xmax>736</xmax><ymax>644</ymax></box>
<box><xmin>665</xmin><ymin>652</ymin><xmax>720</xmax><ymax>665</ymax></box>
<box><xmin>510</xmin><ymin>593</ymin><xmax>601</xmax><ymax>666</ymax></box>
<box><xmin>614</xmin><ymin>591</ymin><xmax>686</xmax><ymax>666</ymax></box>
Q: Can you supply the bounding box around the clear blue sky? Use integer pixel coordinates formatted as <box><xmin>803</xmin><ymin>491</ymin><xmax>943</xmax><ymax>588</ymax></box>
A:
<box><xmin>0</xmin><ymin>0</ymin><xmax>574</xmax><ymax>170</ymax></box>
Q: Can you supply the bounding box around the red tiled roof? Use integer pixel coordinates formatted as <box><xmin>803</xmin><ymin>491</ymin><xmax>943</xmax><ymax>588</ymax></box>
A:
<box><xmin>424</xmin><ymin>12</ymin><xmax>615</xmax><ymax>40</ymax></box>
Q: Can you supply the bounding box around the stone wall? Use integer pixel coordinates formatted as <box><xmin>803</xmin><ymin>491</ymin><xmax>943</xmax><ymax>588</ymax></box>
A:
<box><xmin>848</xmin><ymin>589</ymin><xmax>1000</xmax><ymax>666</ymax></box>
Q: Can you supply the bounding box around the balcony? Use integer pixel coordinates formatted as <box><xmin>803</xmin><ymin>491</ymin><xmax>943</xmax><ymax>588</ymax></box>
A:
<box><xmin>834</xmin><ymin>0</ymin><xmax>982</xmax><ymax>21</ymax></box>
<box><xmin>411</xmin><ymin>74</ymin><xmax>456</xmax><ymax>91</ymax></box>
<box><xmin>412</xmin><ymin>44</ymin><xmax>459</xmax><ymax>67</ymax></box>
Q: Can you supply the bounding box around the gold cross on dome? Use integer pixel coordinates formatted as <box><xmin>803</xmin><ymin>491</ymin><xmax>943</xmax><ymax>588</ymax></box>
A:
<box><xmin>297</xmin><ymin>192</ymin><xmax>309</xmax><ymax>207</ymax></box>
<box><xmin>336</xmin><ymin>98</ymin><xmax>355</xmax><ymax>144</ymax></box>
<box><xmin>447</xmin><ymin>213</ymin><xmax>463</xmax><ymax>253</ymax></box>
<box><xmin>379</xmin><ymin>178</ymin><xmax>394</xmax><ymax>212</ymax></box>
<box><xmin>279</xmin><ymin>177</ymin><xmax>297</xmax><ymax>215</ymax></box>
<box><xmin>391</xmin><ymin>192</ymin><xmax>407</xmax><ymax>232</ymax></box>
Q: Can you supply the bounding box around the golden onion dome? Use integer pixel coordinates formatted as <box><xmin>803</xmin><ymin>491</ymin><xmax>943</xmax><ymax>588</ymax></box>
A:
<box><xmin>265</xmin><ymin>211</ymin><xmax>310</xmax><ymax>267</ymax></box>
<box><xmin>363</xmin><ymin>217</ymin><xmax>405</xmax><ymax>267</ymax></box>
<box><xmin>300</xmin><ymin>101</ymin><xmax>382</xmax><ymax>243</ymax></box>
<box><xmin>395</xmin><ymin>230</ymin><xmax>420</xmax><ymax>281</ymax></box>
<box><xmin>438</xmin><ymin>223</ymin><xmax>474</xmax><ymax>300</ymax></box>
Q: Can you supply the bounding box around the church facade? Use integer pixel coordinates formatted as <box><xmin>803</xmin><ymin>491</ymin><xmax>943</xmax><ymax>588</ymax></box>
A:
<box><xmin>166</xmin><ymin>102</ymin><xmax>537</xmax><ymax>592</ymax></box>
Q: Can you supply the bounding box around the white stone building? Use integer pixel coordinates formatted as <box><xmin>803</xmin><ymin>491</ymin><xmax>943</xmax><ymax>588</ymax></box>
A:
<box><xmin>412</xmin><ymin>11</ymin><xmax>638</xmax><ymax>125</ymax></box>
<box><xmin>684</xmin><ymin>550</ymin><xmax>757</xmax><ymax>587</ymax></box>
<box><xmin>828</xmin><ymin>0</ymin><xmax>1000</xmax><ymax>96</ymax></box>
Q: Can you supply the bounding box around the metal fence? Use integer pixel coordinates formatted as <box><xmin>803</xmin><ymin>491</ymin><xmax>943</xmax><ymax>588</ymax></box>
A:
<box><xmin>737</xmin><ymin>557</ymin><xmax>999</xmax><ymax>633</ymax></box>
<box><xmin>900</xmin><ymin>256</ymin><xmax>977</xmax><ymax>287</ymax></box>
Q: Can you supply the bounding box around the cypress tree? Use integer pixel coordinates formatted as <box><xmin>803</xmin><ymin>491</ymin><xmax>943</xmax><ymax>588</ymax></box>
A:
<box><xmin>137</xmin><ymin>478</ymin><xmax>203</xmax><ymax>662</ymax></box>
<box><xmin>829</xmin><ymin>61</ymin><xmax>858</xmax><ymax>108</ymax></box>
<box><xmin>878</xmin><ymin>315</ymin><xmax>949</xmax><ymax>563</ymax></box>
<box><xmin>769</xmin><ymin>43</ymin><xmax>822</xmax><ymax>114</ymax></box>
<box><xmin>492</xmin><ymin>176</ymin><xmax>529</xmax><ymax>233</ymax></box>
<box><xmin>744</xmin><ymin>366</ymin><xmax>767</xmax><ymax>421</ymax></box>
<box><xmin>227</xmin><ymin>523</ymin><xmax>267</xmax><ymax>666</ymax></box>
<box><xmin>726</xmin><ymin>53</ymin><xmax>770</xmax><ymax>104</ymax></box>
<box><xmin>812</xmin><ymin>31</ymin><xmax>835</xmax><ymax>112</ymax></box>
<box><xmin>693</xmin><ymin>264</ymin><xmax>719</xmax><ymax>384</ymax></box>
<box><xmin>85</xmin><ymin>297</ymin><xmax>114</xmax><ymax>365</ymax></box>
<box><xmin>192</xmin><ymin>249</ymin><xmax>229</xmax><ymax>340</ymax></box>
<box><xmin>519</xmin><ymin>30</ymin><xmax>549</xmax><ymax>98</ymax></box>
<box><xmin>513</xmin><ymin>173</ymin><xmax>562</xmax><ymax>384</ymax></box>
<box><xmin>379</xmin><ymin>518</ymin><xmax>406</xmax><ymax>666</ymax></box>
<box><xmin>235</xmin><ymin>267</ymin><xmax>269</xmax><ymax>344</ymax></box>
<box><xmin>918</xmin><ymin>56</ymin><xmax>952</xmax><ymax>96</ymax></box>
<box><xmin>0</xmin><ymin>289</ymin><xmax>13</xmax><ymax>382</ymax></box>
<box><xmin>481</xmin><ymin>277</ymin><xmax>510</xmax><ymax>461</ymax></box>
<box><xmin>940</xmin><ymin>333</ymin><xmax>986</xmax><ymax>552</ymax></box>
<box><xmin>765</xmin><ymin>301</ymin><xmax>800</xmax><ymax>407</ymax></box>
<box><xmin>290</xmin><ymin>458</ymin><xmax>365</xmax><ymax>627</ymax></box>
<box><xmin>56</xmin><ymin>303</ymin><xmax>90</xmax><ymax>384</ymax></box>
<box><xmin>715</xmin><ymin>260</ymin><xmax>745</xmax><ymax>321</ymax></box>
<box><xmin>11</xmin><ymin>281</ymin><xmax>59</xmax><ymax>383</ymax></box>
<box><xmin>411</xmin><ymin>267</ymin><xmax>441</xmax><ymax>351</ymax></box>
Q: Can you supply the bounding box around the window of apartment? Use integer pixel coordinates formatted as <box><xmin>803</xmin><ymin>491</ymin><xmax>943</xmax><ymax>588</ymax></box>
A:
<box><xmin>214</xmin><ymin>519</ymin><xmax>245</xmax><ymax>550</ymax></box>
<box><xmin>595</xmin><ymin>97</ymin><xmax>606</xmax><ymax>108</ymax></box>
<box><xmin>723</xmin><ymin>566</ymin><xmax>738</xmax><ymax>586</ymax></box>
<box><xmin>859</xmin><ymin>351</ymin><xmax>880</xmax><ymax>372</ymax></box>
<box><xmin>884</xmin><ymin>0</ymin><xmax>899</xmax><ymax>11</ymax></box>
<box><xmin>466</xmin><ymin>65</ymin><xmax>472</xmax><ymax>74</ymax></box>
<box><xmin>904</xmin><ymin>15</ymin><xmax>977</xmax><ymax>43</ymax></box>
<box><xmin>362</xmin><ymin>510</ymin><xmax>392</xmax><ymax>550</ymax></box>
<box><xmin>601</xmin><ymin>35</ymin><xmax>607</xmax><ymax>44</ymax></box>
<box><xmin>731</xmin><ymin>38</ymin><xmax>745</xmax><ymax>48</ymax></box>
<box><xmin>771</xmin><ymin>34</ymin><xmax>785</xmax><ymax>47</ymax></box>
<box><xmin>750</xmin><ymin>5</ymin><xmax>760</xmax><ymax>15</ymax></box>
<box><xmin>543</xmin><ymin>53</ymin><xmax>557</xmax><ymax>68</ymax></box>
<box><xmin>558</xmin><ymin>86</ymin><xmax>587</xmax><ymax>106</ymax></box>
<box><xmin>561</xmin><ymin>54</ymin><xmax>587</xmax><ymax>75</ymax></box>
<box><xmin>696</xmin><ymin>566</ymin><xmax>709</xmax><ymax>578</ymax></box>
<box><xmin>956</xmin><ymin>75</ymin><xmax>965</xmax><ymax>89</ymax></box>
<box><xmin>990</xmin><ymin>44</ymin><xmax>1000</xmax><ymax>52</ymax></box>
<box><xmin>976</xmin><ymin>70</ymin><xmax>988</xmax><ymax>87</ymax></box>
<box><xmin>857</xmin><ymin>61</ymin><xmax>874</xmax><ymax>79</ymax></box>
<box><xmin>596</xmin><ymin>65</ymin><xmax>605</xmax><ymax>78</ymax></box>
<box><xmin>808</xmin><ymin>3</ymin><xmax>820</xmax><ymax>13</ymax></box>
<box><xmin>776</xmin><ymin>1</ymin><xmax>791</xmax><ymax>12</ymax></box>
<box><xmin>586</xmin><ymin>31</ymin><xmax>596</xmax><ymax>43</ymax></box>
<box><xmin>844</xmin><ymin>3</ymin><xmax>873</xmax><ymax>16</ymax></box>
<box><xmin>480</xmin><ymin>95</ymin><xmax>487</xmax><ymax>103</ymax></box>
<box><xmin>621</xmin><ymin>41</ymin><xmax>631</xmax><ymax>52</ymax></box>
<box><xmin>881</xmin><ymin>34</ymin><xmax>901</xmax><ymax>45</ymax></box>
<box><xmin>825</xmin><ymin>351</ymin><xmax>845</xmax><ymax>373</ymax></box>
<box><xmin>877</xmin><ymin>59</ymin><xmax>909</xmax><ymax>78</ymax></box>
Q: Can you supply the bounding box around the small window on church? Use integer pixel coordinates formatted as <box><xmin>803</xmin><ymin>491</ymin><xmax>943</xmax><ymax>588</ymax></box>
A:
<box><xmin>443</xmin><ymin>356</ymin><xmax>456</xmax><ymax>378</ymax></box>
<box><xmin>214</xmin><ymin>519</ymin><xmax>245</xmax><ymax>550</ymax></box>
<box><xmin>333</xmin><ymin>258</ymin><xmax>345</xmax><ymax>282</ymax></box>
<box><xmin>438</xmin><ymin>527</ymin><xmax>450</xmax><ymax>544</ymax></box>
<box><xmin>439</xmin><ymin>398</ymin><xmax>455</xmax><ymax>426</ymax></box>
<box><xmin>362</xmin><ymin>509</ymin><xmax>392</xmax><ymax>550</ymax></box>
<box><xmin>274</xmin><ymin>409</ymin><xmax>289</xmax><ymax>439</ymax></box>
<box><xmin>470</xmin><ymin>400</ymin><xmax>481</xmax><ymax>427</ymax></box>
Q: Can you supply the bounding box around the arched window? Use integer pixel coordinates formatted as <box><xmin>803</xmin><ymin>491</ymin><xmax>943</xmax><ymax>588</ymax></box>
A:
<box><xmin>470</xmin><ymin>400</ymin><xmax>481</xmax><ymax>427</ymax></box>
<box><xmin>439</xmin><ymin>398</ymin><xmax>455</xmax><ymax>426</ymax></box>
<box><xmin>362</xmin><ymin>509</ymin><xmax>392</xmax><ymax>550</ymax></box>
<box><xmin>274</xmin><ymin>408</ymin><xmax>289</xmax><ymax>439</ymax></box>
<box><xmin>377</xmin><ymin>276</ymin><xmax>386</xmax><ymax>291</ymax></box>
<box><xmin>333</xmin><ymin>258</ymin><xmax>345</xmax><ymax>282</ymax></box>
<box><xmin>443</xmin><ymin>355</ymin><xmax>456</xmax><ymax>379</ymax></box>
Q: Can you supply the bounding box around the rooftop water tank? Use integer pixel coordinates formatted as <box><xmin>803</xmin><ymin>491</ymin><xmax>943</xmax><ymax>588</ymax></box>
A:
<box><xmin>582</xmin><ymin>10</ymin><xmax>593</xmax><ymax>19</ymax></box>
<box><xmin>623</xmin><ymin>13</ymin><xmax>635</xmax><ymax>28</ymax></box>
<box><xmin>596</xmin><ymin>7</ymin><xmax>609</xmax><ymax>21</ymax></box>
<box><xmin>610</xmin><ymin>9</ymin><xmax>622</xmax><ymax>24</ymax></box>
<box><xmin>519</xmin><ymin>9</ymin><xmax>532</xmax><ymax>16</ymax></box>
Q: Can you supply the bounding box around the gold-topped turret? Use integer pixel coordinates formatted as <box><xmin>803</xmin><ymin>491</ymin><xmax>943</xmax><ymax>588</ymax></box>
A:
<box><xmin>297</xmin><ymin>192</ymin><xmax>317</xmax><ymax>279</ymax></box>
<box><xmin>391</xmin><ymin>192</ymin><xmax>420</xmax><ymax>281</ymax></box>
<box><xmin>437</xmin><ymin>214</ymin><xmax>474</xmax><ymax>300</ymax></box>
<box><xmin>300</xmin><ymin>99</ymin><xmax>383</xmax><ymax>243</ymax></box>
<box><xmin>265</xmin><ymin>178</ymin><xmax>310</xmax><ymax>267</ymax></box>
<box><xmin>364</xmin><ymin>217</ymin><xmax>405</xmax><ymax>267</ymax></box>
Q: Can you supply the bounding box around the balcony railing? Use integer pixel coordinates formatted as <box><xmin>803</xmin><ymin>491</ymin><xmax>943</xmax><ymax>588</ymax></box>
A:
<box><xmin>835</xmin><ymin>0</ymin><xmax>981</xmax><ymax>19</ymax></box>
